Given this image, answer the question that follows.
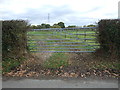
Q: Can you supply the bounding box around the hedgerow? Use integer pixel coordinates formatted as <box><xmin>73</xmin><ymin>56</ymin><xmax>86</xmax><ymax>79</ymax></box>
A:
<box><xmin>98</xmin><ymin>19</ymin><xmax>120</xmax><ymax>58</ymax></box>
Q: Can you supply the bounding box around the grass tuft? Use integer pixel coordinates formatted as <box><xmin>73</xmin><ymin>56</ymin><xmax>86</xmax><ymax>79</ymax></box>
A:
<box><xmin>42</xmin><ymin>53</ymin><xmax>69</xmax><ymax>69</ymax></box>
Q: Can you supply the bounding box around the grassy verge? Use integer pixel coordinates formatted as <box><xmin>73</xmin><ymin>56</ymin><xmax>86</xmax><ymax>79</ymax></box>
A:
<box><xmin>42</xmin><ymin>53</ymin><xmax>69</xmax><ymax>69</ymax></box>
<box><xmin>2</xmin><ymin>57</ymin><xmax>26</xmax><ymax>73</ymax></box>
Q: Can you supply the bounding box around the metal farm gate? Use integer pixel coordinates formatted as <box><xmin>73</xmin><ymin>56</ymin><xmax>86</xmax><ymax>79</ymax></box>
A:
<box><xmin>27</xmin><ymin>27</ymin><xmax>99</xmax><ymax>53</ymax></box>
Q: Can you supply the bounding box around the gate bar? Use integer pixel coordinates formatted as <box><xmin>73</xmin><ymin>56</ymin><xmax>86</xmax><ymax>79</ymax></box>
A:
<box><xmin>31</xmin><ymin>27</ymin><xmax>97</xmax><ymax>31</ymax></box>
<box><xmin>27</xmin><ymin>33</ymin><xmax>96</xmax><ymax>36</ymax></box>
<box><xmin>30</xmin><ymin>51</ymin><xmax>95</xmax><ymax>53</ymax></box>
<box><xmin>28</xmin><ymin>38</ymin><xmax>96</xmax><ymax>41</ymax></box>
<box><xmin>29</xmin><ymin>45</ymin><xmax>99</xmax><ymax>47</ymax></box>
<box><xmin>29</xmin><ymin>48</ymin><xmax>97</xmax><ymax>50</ymax></box>
<box><xmin>27</xmin><ymin>41</ymin><xmax>97</xmax><ymax>44</ymax></box>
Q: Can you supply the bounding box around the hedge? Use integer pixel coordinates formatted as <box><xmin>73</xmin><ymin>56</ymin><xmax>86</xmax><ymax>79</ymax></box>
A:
<box><xmin>98</xmin><ymin>19</ymin><xmax>120</xmax><ymax>57</ymax></box>
<box><xmin>2</xmin><ymin>20</ymin><xmax>30</xmax><ymax>60</ymax></box>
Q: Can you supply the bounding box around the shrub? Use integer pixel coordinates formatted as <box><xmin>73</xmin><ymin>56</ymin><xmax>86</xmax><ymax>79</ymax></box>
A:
<box><xmin>2</xmin><ymin>20</ymin><xmax>30</xmax><ymax>60</ymax></box>
<box><xmin>98</xmin><ymin>19</ymin><xmax>120</xmax><ymax>58</ymax></box>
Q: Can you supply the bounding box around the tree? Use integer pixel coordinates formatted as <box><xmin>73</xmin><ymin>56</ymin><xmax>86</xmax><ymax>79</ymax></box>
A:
<box><xmin>41</xmin><ymin>23</ymin><xmax>46</xmax><ymax>28</ymax></box>
<box><xmin>83</xmin><ymin>25</ymin><xmax>87</xmax><ymax>27</ymax></box>
<box><xmin>45</xmin><ymin>24</ymin><xmax>50</xmax><ymax>28</ymax></box>
<box><xmin>87</xmin><ymin>24</ymin><xmax>96</xmax><ymax>27</ymax></box>
<box><xmin>36</xmin><ymin>25</ymin><xmax>41</xmax><ymax>29</ymax></box>
<box><xmin>51</xmin><ymin>24</ymin><xmax>61</xmax><ymax>28</ymax></box>
<box><xmin>83</xmin><ymin>24</ymin><xmax>96</xmax><ymax>27</ymax></box>
<box><xmin>40</xmin><ymin>23</ymin><xmax>51</xmax><ymax>28</ymax></box>
<box><xmin>67</xmin><ymin>25</ymin><xmax>76</xmax><ymax>28</ymax></box>
<box><xmin>31</xmin><ymin>25</ymin><xmax>37</xmax><ymax>29</ymax></box>
<box><xmin>58</xmin><ymin>22</ymin><xmax>65</xmax><ymax>28</ymax></box>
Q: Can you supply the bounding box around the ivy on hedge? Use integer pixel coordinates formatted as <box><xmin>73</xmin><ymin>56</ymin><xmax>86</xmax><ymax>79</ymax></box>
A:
<box><xmin>98</xmin><ymin>19</ymin><xmax>120</xmax><ymax>57</ymax></box>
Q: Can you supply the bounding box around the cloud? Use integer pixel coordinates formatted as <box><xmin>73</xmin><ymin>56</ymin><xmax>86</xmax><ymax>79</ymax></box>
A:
<box><xmin>0</xmin><ymin>0</ymin><xmax>119</xmax><ymax>26</ymax></box>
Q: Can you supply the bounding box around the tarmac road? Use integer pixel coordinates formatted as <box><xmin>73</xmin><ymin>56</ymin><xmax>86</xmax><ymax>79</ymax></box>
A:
<box><xmin>2</xmin><ymin>77</ymin><xmax>119</xmax><ymax>88</ymax></box>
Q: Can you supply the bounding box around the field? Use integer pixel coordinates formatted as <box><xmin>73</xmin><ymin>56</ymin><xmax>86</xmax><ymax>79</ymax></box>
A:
<box><xmin>27</xmin><ymin>28</ymin><xmax>100</xmax><ymax>52</ymax></box>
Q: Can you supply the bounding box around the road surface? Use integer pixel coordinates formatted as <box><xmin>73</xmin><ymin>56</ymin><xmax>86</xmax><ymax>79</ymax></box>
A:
<box><xmin>2</xmin><ymin>77</ymin><xmax>118</xmax><ymax>88</ymax></box>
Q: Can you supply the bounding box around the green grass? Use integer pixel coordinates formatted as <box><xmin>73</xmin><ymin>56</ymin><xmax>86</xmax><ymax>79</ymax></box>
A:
<box><xmin>42</xmin><ymin>53</ymin><xmax>69</xmax><ymax>68</ymax></box>
<box><xmin>2</xmin><ymin>57</ymin><xmax>26</xmax><ymax>73</ymax></box>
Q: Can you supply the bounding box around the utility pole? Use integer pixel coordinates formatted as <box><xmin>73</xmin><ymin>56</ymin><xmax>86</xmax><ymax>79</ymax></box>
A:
<box><xmin>118</xmin><ymin>1</ymin><xmax>120</xmax><ymax>19</ymax></box>
<box><xmin>48</xmin><ymin>13</ymin><xmax>50</xmax><ymax>23</ymax></box>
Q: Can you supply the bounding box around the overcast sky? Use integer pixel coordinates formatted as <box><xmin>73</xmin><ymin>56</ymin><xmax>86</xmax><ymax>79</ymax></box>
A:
<box><xmin>0</xmin><ymin>0</ymin><xmax>119</xmax><ymax>26</ymax></box>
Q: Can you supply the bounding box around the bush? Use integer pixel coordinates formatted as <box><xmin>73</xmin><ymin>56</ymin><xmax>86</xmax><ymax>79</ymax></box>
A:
<box><xmin>98</xmin><ymin>19</ymin><xmax>120</xmax><ymax>58</ymax></box>
<box><xmin>2</xmin><ymin>20</ymin><xmax>30</xmax><ymax>60</ymax></box>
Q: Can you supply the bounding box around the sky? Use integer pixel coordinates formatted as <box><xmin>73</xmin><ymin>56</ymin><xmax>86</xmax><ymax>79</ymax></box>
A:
<box><xmin>0</xmin><ymin>0</ymin><xmax>119</xmax><ymax>26</ymax></box>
